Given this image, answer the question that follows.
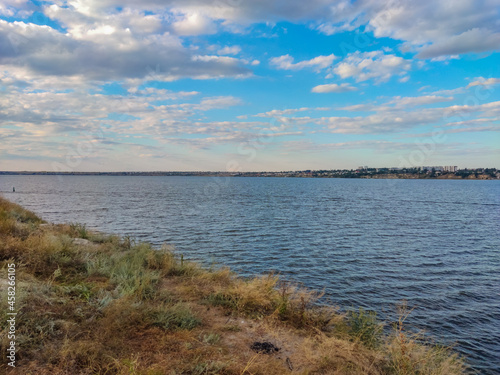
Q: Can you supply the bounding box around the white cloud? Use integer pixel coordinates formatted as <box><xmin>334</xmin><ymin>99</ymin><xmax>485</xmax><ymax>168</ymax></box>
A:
<box><xmin>311</xmin><ymin>83</ymin><xmax>357</xmax><ymax>93</ymax></box>
<box><xmin>218</xmin><ymin>45</ymin><xmax>241</xmax><ymax>55</ymax></box>
<box><xmin>254</xmin><ymin>107</ymin><xmax>329</xmax><ymax>117</ymax></box>
<box><xmin>0</xmin><ymin>77</ymin><xmax>245</xmax><ymax>138</ymax></box>
<box><xmin>192</xmin><ymin>55</ymin><xmax>240</xmax><ymax>64</ymax></box>
<box><xmin>255</xmin><ymin>108</ymin><xmax>310</xmax><ymax>117</ymax></box>
<box><xmin>428</xmin><ymin>77</ymin><xmax>500</xmax><ymax>96</ymax></box>
<box><xmin>192</xmin><ymin>54</ymin><xmax>257</xmax><ymax>70</ymax></box>
<box><xmin>387</xmin><ymin>96</ymin><xmax>454</xmax><ymax>107</ymax></box>
<box><xmin>467</xmin><ymin>77</ymin><xmax>500</xmax><ymax>88</ymax></box>
<box><xmin>285</xmin><ymin>98</ymin><xmax>500</xmax><ymax>135</ymax></box>
<box><xmin>270</xmin><ymin>54</ymin><xmax>336</xmax><ymax>72</ymax></box>
<box><xmin>196</xmin><ymin>96</ymin><xmax>242</xmax><ymax>110</ymax></box>
<box><xmin>0</xmin><ymin>0</ymin><xmax>33</xmax><ymax>17</ymax></box>
<box><xmin>316</xmin><ymin>0</ymin><xmax>500</xmax><ymax>58</ymax></box>
<box><xmin>0</xmin><ymin>19</ymin><xmax>251</xmax><ymax>81</ymax></box>
<box><xmin>339</xmin><ymin>95</ymin><xmax>454</xmax><ymax>111</ymax></box>
<box><xmin>429</xmin><ymin>87</ymin><xmax>466</xmax><ymax>96</ymax></box>
<box><xmin>29</xmin><ymin>0</ymin><xmax>500</xmax><ymax>60</ymax></box>
<box><xmin>171</xmin><ymin>12</ymin><xmax>216</xmax><ymax>36</ymax></box>
<box><xmin>339</xmin><ymin>104</ymin><xmax>375</xmax><ymax>112</ymax></box>
<box><xmin>332</xmin><ymin>51</ymin><xmax>411</xmax><ymax>83</ymax></box>
<box><xmin>418</xmin><ymin>28</ymin><xmax>500</xmax><ymax>59</ymax></box>
<box><xmin>430</xmin><ymin>55</ymin><xmax>459</xmax><ymax>62</ymax></box>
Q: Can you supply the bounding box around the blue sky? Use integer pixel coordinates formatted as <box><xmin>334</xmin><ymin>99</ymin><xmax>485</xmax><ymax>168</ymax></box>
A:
<box><xmin>0</xmin><ymin>0</ymin><xmax>499</xmax><ymax>171</ymax></box>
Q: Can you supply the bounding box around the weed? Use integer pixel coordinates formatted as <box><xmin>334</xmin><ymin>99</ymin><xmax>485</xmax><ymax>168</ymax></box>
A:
<box><xmin>201</xmin><ymin>332</ymin><xmax>221</xmax><ymax>345</ymax></box>
<box><xmin>69</xmin><ymin>223</ymin><xmax>89</xmax><ymax>239</ymax></box>
<box><xmin>205</xmin><ymin>292</ymin><xmax>237</xmax><ymax>309</ymax></box>
<box><xmin>222</xmin><ymin>324</ymin><xmax>241</xmax><ymax>332</ymax></box>
<box><xmin>149</xmin><ymin>303</ymin><xmax>201</xmax><ymax>330</ymax></box>
<box><xmin>191</xmin><ymin>360</ymin><xmax>229</xmax><ymax>375</ymax></box>
<box><xmin>347</xmin><ymin>307</ymin><xmax>383</xmax><ymax>348</ymax></box>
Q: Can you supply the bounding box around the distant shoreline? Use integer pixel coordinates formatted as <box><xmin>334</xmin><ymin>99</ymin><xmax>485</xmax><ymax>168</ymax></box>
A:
<box><xmin>0</xmin><ymin>169</ymin><xmax>498</xmax><ymax>180</ymax></box>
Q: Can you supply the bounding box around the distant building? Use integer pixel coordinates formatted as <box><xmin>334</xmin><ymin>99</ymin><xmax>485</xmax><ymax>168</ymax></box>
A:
<box><xmin>443</xmin><ymin>166</ymin><xmax>458</xmax><ymax>172</ymax></box>
<box><xmin>422</xmin><ymin>166</ymin><xmax>443</xmax><ymax>172</ymax></box>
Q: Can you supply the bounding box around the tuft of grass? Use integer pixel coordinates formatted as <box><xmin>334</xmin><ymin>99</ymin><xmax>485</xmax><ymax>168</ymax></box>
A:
<box><xmin>205</xmin><ymin>292</ymin><xmax>238</xmax><ymax>309</ymax></box>
<box><xmin>386</xmin><ymin>302</ymin><xmax>467</xmax><ymax>375</ymax></box>
<box><xmin>191</xmin><ymin>360</ymin><xmax>230</xmax><ymax>375</ymax></box>
<box><xmin>0</xmin><ymin>198</ymin><xmax>43</xmax><ymax>225</ymax></box>
<box><xmin>201</xmin><ymin>332</ymin><xmax>221</xmax><ymax>345</ymax></box>
<box><xmin>274</xmin><ymin>280</ymin><xmax>338</xmax><ymax>329</ymax></box>
<box><xmin>221</xmin><ymin>324</ymin><xmax>241</xmax><ymax>332</ymax></box>
<box><xmin>302</xmin><ymin>333</ymin><xmax>385</xmax><ymax>374</ymax></box>
<box><xmin>149</xmin><ymin>303</ymin><xmax>201</xmax><ymax>330</ymax></box>
<box><xmin>347</xmin><ymin>307</ymin><xmax>383</xmax><ymax>349</ymax></box>
<box><xmin>204</xmin><ymin>277</ymin><xmax>338</xmax><ymax>330</ymax></box>
<box><xmin>69</xmin><ymin>223</ymin><xmax>89</xmax><ymax>239</ymax></box>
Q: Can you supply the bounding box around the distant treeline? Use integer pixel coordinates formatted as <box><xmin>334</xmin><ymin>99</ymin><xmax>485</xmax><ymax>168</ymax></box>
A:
<box><xmin>0</xmin><ymin>168</ymin><xmax>498</xmax><ymax>179</ymax></box>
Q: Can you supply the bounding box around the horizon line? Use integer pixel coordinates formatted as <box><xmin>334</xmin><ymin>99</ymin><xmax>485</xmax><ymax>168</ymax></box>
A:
<box><xmin>1</xmin><ymin>166</ymin><xmax>499</xmax><ymax>174</ymax></box>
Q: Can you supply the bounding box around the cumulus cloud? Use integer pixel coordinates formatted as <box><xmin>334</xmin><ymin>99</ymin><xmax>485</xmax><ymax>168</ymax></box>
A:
<box><xmin>0</xmin><ymin>78</ymin><xmax>246</xmax><ymax>139</ymax></box>
<box><xmin>14</xmin><ymin>0</ymin><xmax>500</xmax><ymax>58</ymax></box>
<box><xmin>171</xmin><ymin>12</ymin><xmax>217</xmax><ymax>36</ymax></box>
<box><xmin>2</xmin><ymin>0</ymin><xmax>496</xmax><ymax>89</ymax></box>
<box><xmin>254</xmin><ymin>107</ymin><xmax>329</xmax><ymax>117</ymax></box>
<box><xmin>192</xmin><ymin>54</ymin><xmax>259</xmax><ymax>69</ymax></box>
<box><xmin>340</xmin><ymin>94</ymin><xmax>456</xmax><ymax>112</ymax></box>
<box><xmin>311</xmin><ymin>83</ymin><xmax>357</xmax><ymax>93</ymax></box>
<box><xmin>0</xmin><ymin>19</ymin><xmax>251</xmax><ymax>81</ymax></box>
<box><xmin>218</xmin><ymin>45</ymin><xmax>241</xmax><ymax>55</ymax></box>
<box><xmin>105</xmin><ymin>0</ymin><xmax>496</xmax><ymax>59</ymax></box>
<box><xmin>331</xmin><ymin>51</ymin><xmax>411</xmax><ymax>83</ymax></box>
<box><xmin>467</xmin><ymin>77</ymin><xmax>500</xmax><ymax>88</ymax></box>
<box><xmin>312</xmin><ymin>0</ymin><xmax>500</xmax><ymax>58</ymax></box>
<box><xmin>270</xmin><ymin>54</ymin><xmax>336</xmax><ymax>72</ymax></box>
<box><xmin>387</xmin><ymin>96</ymin><xmax>454</xmax><ymax>107</ymax></box>
<box><xmin>0</xmin><ymin>76</ymin><xmax>286</xmax><ymax>171</ymax></box>
<box><xmin>287</xmin><ymin>98</ymin><xmax>500</xmax><ymax>135</ymax></box>
<box><xmin>417</xmin><ymin>28</ymin><xmax>500</xmax><ymax>59</ymax></box>
<box><xmin>0</xmin><ymin>0</ymin><xmax>33</xmax><ymax>17</ymax></box>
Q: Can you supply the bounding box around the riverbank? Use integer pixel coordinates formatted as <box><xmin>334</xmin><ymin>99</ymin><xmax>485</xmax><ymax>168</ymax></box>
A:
<box><xmin>0</xmin><ymin>169</ymin><xmax>498</xmax><ymax>180</ymax></box>
<box><xmin>0</xmin><ymin>196</ymin><xmax>466</xmax><ymax>374</ymax></box>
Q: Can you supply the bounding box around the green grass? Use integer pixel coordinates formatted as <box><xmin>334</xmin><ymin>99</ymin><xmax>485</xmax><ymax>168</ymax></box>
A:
<box><xmin>347</xmin><ymin>307</ymin><xmax>383</xmax><ymax>348</ymax></box>
<box><xmin>149</xmin><ymin>303</ymin><xmax>201</xmax><ymax>330</ymax></box>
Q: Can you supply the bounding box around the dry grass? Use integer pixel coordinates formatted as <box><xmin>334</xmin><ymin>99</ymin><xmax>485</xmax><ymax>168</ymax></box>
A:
<box><xmin>0</xmin><ymin>196</ymin><xmax>467</xmax><ymax>374</ymax></box>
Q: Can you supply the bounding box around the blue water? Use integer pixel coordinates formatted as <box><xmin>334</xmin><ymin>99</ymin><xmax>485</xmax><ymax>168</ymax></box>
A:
<box><xmin>1</xmin><ymin>175</ymin><xmax>499</xmax><ymax>374</ymax></box>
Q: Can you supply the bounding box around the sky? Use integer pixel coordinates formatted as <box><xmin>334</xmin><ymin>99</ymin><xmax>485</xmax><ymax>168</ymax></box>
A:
<box><xmin>0</xmin><ymin>0</ymin><xmax>499</xmax><ymax>172</ymax></box>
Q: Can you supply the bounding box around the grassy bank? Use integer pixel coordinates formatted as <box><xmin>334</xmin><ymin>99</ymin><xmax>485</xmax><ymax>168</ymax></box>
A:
<box><xmin>0</xmin><ymin>197</ymin><xmax>466</xmax><ymax>374</ymax></box>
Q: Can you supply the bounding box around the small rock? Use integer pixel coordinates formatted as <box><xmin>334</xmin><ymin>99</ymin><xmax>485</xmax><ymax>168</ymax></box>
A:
<box><xmin>250</xmin><ymin>341</ymin><xmax>280</xmax><ymax>354</ymax></box>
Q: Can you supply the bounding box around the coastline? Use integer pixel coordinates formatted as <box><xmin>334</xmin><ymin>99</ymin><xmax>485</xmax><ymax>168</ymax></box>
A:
<box><xmin>0</xmin><ymin>170</ymin><xmax>498</xmax><ymax>180</ymax></box>
<box><xmin>0</xmin><ymin>196</ymin><xmax>467</xmax><ymax>374</ymax></box>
